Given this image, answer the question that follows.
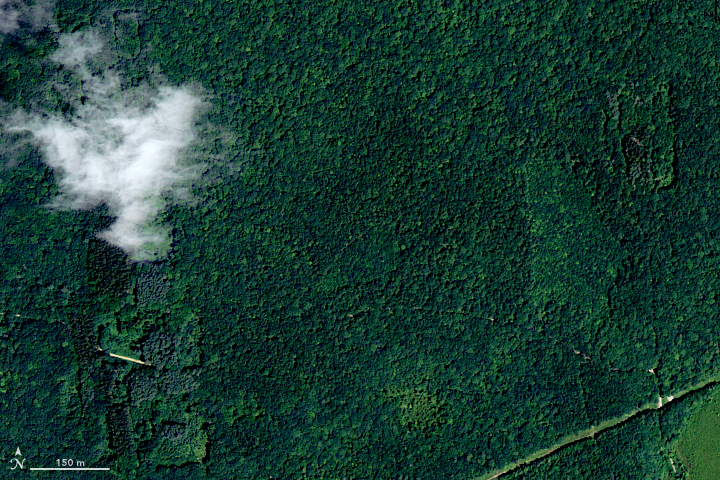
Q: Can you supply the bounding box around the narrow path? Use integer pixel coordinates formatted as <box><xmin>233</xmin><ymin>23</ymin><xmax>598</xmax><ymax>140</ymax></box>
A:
<box><xmin>471</xmin><ymin>373</ymin><xmax>720</xmax><ymax>480</ymax></box>
<box><xmin>106</xmin><ymin>351</ymin><xmax>151</xmax><ymax>366</ymax></box>
<box><xmin>96</xmin><ymin>346</ymin><xmax>151</xmax><ymax>366</ymax></box>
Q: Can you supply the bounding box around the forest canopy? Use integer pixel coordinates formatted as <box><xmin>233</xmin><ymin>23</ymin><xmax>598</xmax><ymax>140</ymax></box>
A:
<box><xmin>1</xmin><ymin>0</ymin><xmax>720</xmax><ymax>479</ymax></box>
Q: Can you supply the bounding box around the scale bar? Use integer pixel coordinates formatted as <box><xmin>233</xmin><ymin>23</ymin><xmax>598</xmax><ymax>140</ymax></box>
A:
<box><xmin>30</xmin><ymin>468</ymin><xmax>110</xmax><ymax>471</ymax></box>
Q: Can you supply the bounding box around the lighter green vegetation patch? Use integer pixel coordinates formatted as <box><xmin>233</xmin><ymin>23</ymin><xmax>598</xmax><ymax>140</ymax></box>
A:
<box><xmin>382</xmin><ymin>385</ymin><xmax>447</xmax><ymax>431</ymax></box>
<box><xmin>676</xmin><ymin>391</ymin><xmax>720</xmax><ymax>480</ymax></box>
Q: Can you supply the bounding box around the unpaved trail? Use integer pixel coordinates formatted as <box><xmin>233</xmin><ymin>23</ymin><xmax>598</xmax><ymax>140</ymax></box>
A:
<box><xmin>96</xmin><ymin>346</ymin><xmax>151</xmax><ymax>365</ymax></box>
<box><xmin>471</xmin><ymin>373</ymin><xmax>720</xmax><ymax>480</ymax></box>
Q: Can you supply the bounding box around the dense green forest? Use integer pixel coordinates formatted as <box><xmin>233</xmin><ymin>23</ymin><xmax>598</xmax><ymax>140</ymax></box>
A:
<box><xmin>2</xmin><ymin>0</ymin><xmax>720</xmax><ymax>478</ymax></box>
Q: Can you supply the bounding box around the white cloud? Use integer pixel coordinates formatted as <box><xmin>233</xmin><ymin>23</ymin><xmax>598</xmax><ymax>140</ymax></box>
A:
<box><xmin>0</xmin><ymin>0</ymin><xmax>55</xmax><ymax>35</ymax></box>
<box><xmin>50</xmin><ymin>29</ymin><xmax>103</xmax><ymax>67</ymax></box>
<box><xmin>0</xmin><ymin>1</ymin><xmax>21</xmax><ymax>34</ymax></box>
<box><xmin>6</xmin><ymin>29</ymin><xmax>208</xmax><ymax>262</ymax></box>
